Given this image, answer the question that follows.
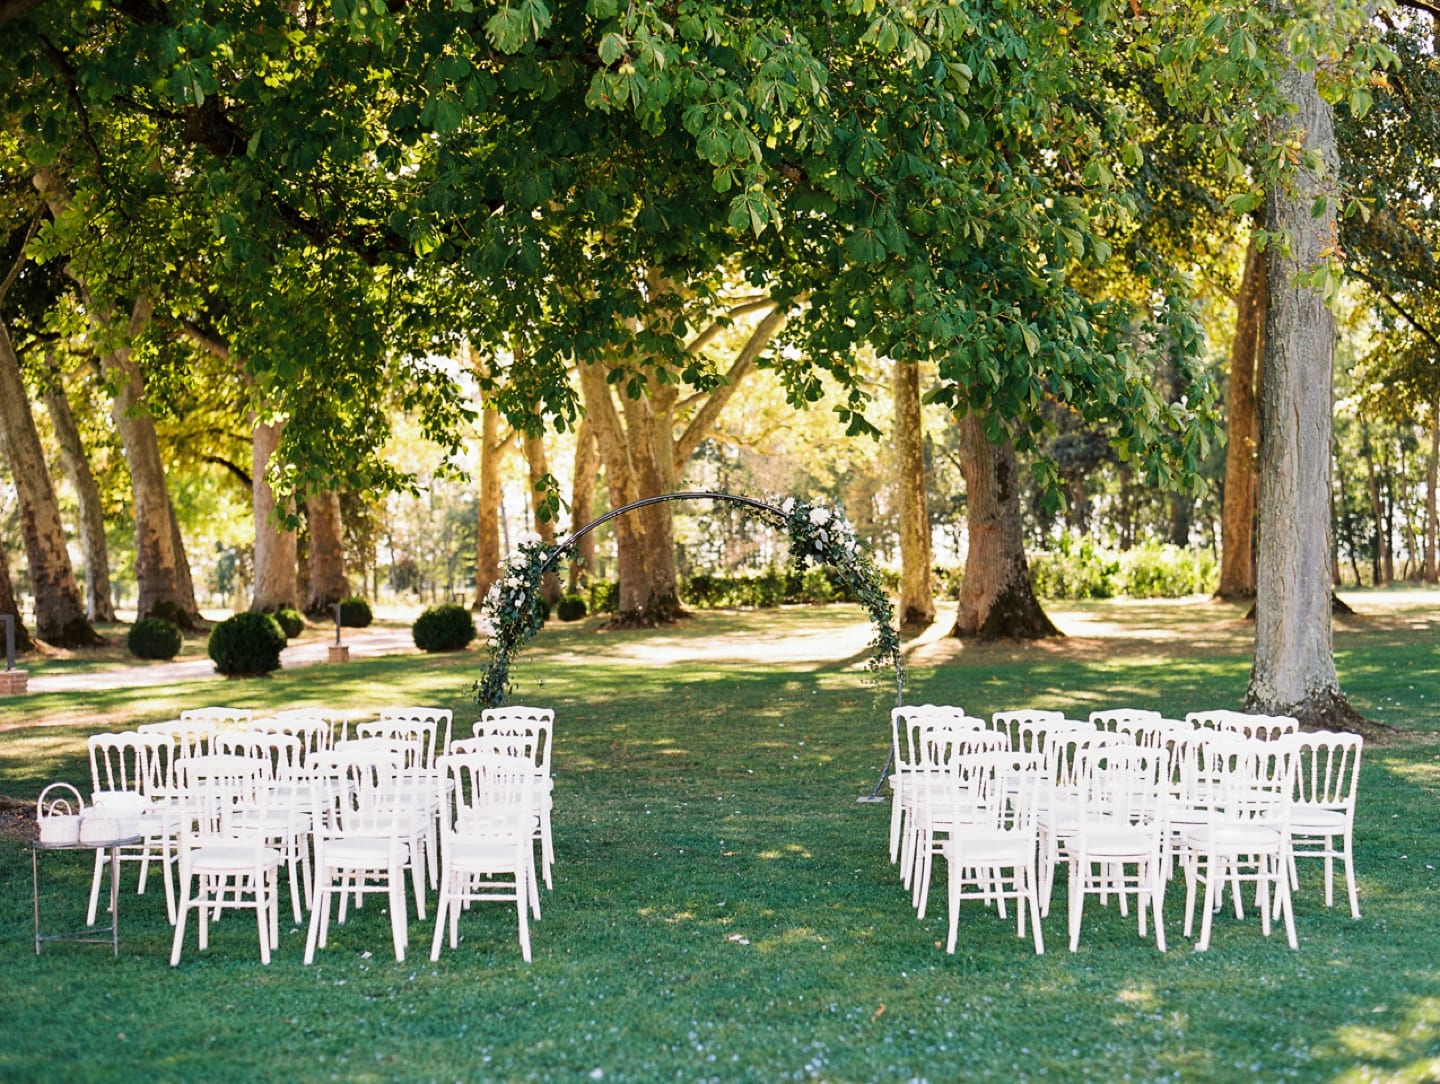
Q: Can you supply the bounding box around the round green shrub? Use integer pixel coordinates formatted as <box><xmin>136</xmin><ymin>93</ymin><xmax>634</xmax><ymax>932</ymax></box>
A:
<box><xmin>338</xmin><ymin>596</ymin><xmax>373</xmax><ymax>628</ymax></box>
<box><xmin>556</xmin><ymin>594</ymin><xmax>588</xmax><ymax>622</ymax></box>
<box><xmin>127</xmin><ymin>617</ymin><xmax>183</xmax><ymax>660</ymax></box>
<box><xmin>207</xmin><ymin>611</ymin><xmax>287</xmax><ymax>676</ymax></box>
<box><xmin>273</xmin><ymin>607</ymin><xmax>304</xmax><ymax>639</ymax></box>
<box><xmin>412</xmin><ymin>603</ymin><xmax>477</xmax><ymax>652</ymax></box>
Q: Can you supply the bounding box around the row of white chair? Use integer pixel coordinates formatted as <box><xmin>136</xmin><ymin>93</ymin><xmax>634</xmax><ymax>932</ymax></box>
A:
<box><xmin>889</xmin><ymin>705</ymin><xmax>1363</xmax><ymax>956</ymax></box>
<box><xmin>83</xmin><ymin>704</ymin><xmax>557</xmax><ymax>965</ymax></box>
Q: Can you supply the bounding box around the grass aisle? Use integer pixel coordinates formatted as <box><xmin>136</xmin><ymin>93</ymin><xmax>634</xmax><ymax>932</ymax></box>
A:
<box><xmin>0</xmin><ymin>599</ymin><xmax>1437</xmax><ymax>1081</ymax></box>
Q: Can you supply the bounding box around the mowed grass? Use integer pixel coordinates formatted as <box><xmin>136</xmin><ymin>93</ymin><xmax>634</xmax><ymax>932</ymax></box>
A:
<box><xmin>0</xmin><ymin>595</ymin><xmax>1438</xmax><ymax>1082</ymax></box>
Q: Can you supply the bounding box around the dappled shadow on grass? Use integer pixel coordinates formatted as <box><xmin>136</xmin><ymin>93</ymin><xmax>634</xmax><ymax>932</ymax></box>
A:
<box><xmin>1</xmin><ymin>603</ymin><xmax>1439</xmax><ymax>1079</ymax></box>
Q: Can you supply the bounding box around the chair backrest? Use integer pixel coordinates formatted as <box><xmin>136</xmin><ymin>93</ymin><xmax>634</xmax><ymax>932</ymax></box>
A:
<box><xmin>947</xmin><ymin>750</ymin><xmax>1046</xmax><ymax>834</ymax></box>
<box><xmin>213</xmin><ymin>730</ymin><xmax>303</xmax><ymax>780</ymax></box>
<box><xmin>474</xmin><ymin>706</ymin><xmax>555</xmax><ymax>774</ymax></box>
<box><xmin>1015</xmin><ymin>716</ymin><xmax>1091</xmax><ymax>762</ymax></box>
<box><xmin>1073</xmin><ymin>745</ymin><xmax>1168</xmax><ymax>827</ymax></box>
<box><xmin>893</xmin><ymin>706</ymin><xmax>984</xmax><ymax>771</ymax></box>
<box><xmin>355</xmin><ymin>718</ymin><xmax>438</xmax><ymax>769</ymax></box>
<box><xmin>330</xmin><ymin>736</ymin><xmax>424</xmax><ymax>769</ymax></box>
<box><xmin>88</xmin><ymin>731</ymin><xmax>167</xmax><ymax>799</ymax></box>
<box><xmin>308</xmin><ymin>747</ymin><xmax>415</xmax><ymax>843</ymax></box>
<box><xmin>1089</xmin><ymin>708</ymin><xmax>1163</xmax><ymax>733</ymax></box>
<box><xmin>380</xmin><ymin>707</ymin><xmax>454</xmax><ymax>761</ymax></box>
<box><xmin>137</xmin><ymin>718</ymin><xmax>217</xmax><ymax>759</ymax></box>
<box><xmin>249</xmin><ymin>714</ymin><xmax>334</xmax><ymax>764</ymax></box>
<box><xmin>992</xmin><ymin>709</ymin><xmax>1065</xmax><ymax>752</ymax></box>
<box><xmin>180</xmin><ymin>706</ymin><xmax>253</xmax><ymax>732</ymax></box>
<box><xmin>1187</xmin><ymin>709</ymin><xmax>1298</xmax><ymax>741</ymax></box>
<box><xmin>1048</xmin><ymin>730</ymin><xmax>1133</xmax><ymax>791</ymax></box>
<box><xmin>914</xmin><ymin>723</ymin><xmax>1009</xmax><ymax>771</ymax></box>
<box><xmin>436</xmin><ymin>751</ymin><xmax>538</xmax><ymax>843</ymax></box>
<box><xmin>1282</xmin><ymin>730</ymin><xmax>1363</xmax><ymax>812</ymax></box>
<box><xmin>175</xmin><ymin>753</ymin><xmax>271</xmax><ymax>842</ymax></box>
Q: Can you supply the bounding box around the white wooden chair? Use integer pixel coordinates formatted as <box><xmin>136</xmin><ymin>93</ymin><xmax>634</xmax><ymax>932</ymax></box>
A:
<box><xmin>1281</xmin><ymin>730</ymin><xmax>1363</xmax><ymax>918</ymax></box>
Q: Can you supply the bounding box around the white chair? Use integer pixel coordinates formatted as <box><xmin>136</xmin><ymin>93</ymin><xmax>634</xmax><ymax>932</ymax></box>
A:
<box><xmin>1281</xmin><ymin>730</ymin><xmax>1363</xmax><ymax>919</ymax></box>
<box><xmin>1180</xmin><ymin>737</ymin><xmax>1297</xmax><ymax>951</ymax></box>
<box><xmin>170</xmin><ymin>753</ymin><xmax>281</xmax><ymax>966</ymax></box>
<box><xmin>214</xmin><ymin>731</ymin><xmax>311</xmax><ymax>922</ymax></box>
<box><xmin>473</xmin><ymin>706</ymin><xmax>556</xmax><ymax>889</ymax></box>
<box><xmin>908</xmin><ymin>725</ymin><xmax>1011</xmax><ymax>918</ymax></box>
<box><xmin>305</xmin><ymin>748</ymin><xmax>424</xmax><ymax>964</ymax></box>
<box><xmin>889</xmin><ymin>706</ymin><xmax>986</xmax><ymax>881</ymax></box>
<box><xmin>85</xmin><ymin>731</ymin><xmax>176</xmax><ymax>924</ymax></box>
<box><xmin>1037</xmin><ymin>729</ymin><xmax>1134</xmax><ymax>916</ymax></box>
<box><xmin>1065</xmin><ymin>745</ymin><xmax>1169</xmax><ymax>953</ymax></box>
<box><xmin>993</xmin><ymin>709</ymin><xmax>1067</xmax><ymax>756</ymax></box>
<box><xmin>941</xmin><ymin>751</ymin><xmax>1047</xmax><ymax>955</ymax></box>
<box><xmin>356</xmin><ymin>717</ymin><xmax>440</xmax><ymax>770</ymax></box>
<box><xmin>180</xmin><ymin>706</ymin><xmax>254</xmax><ymax>733</ymax></box>
<box><xmin>431</xmin><ymin>751</ymin><xmax>541</xmax><ymax>963</ymax></box>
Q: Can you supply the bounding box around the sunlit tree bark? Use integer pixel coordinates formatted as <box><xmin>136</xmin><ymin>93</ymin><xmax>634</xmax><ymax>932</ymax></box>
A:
<box><xmin>893</xmin><ymin>361</ymin><xmax>934</xmax><ymax>628</ymax></box>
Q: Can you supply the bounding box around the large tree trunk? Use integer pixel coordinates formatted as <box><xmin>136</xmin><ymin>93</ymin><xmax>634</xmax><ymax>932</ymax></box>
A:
<box><xmin>1246</xmin><ymin>63</ymin><xmax>1367</xmax><ymax>731</ymax></box>
<box><xmin>950</xmin><ymin>413</ymin><xmax>1059</xmax><ymax>640</ymax></box>
<box><xmin>473</xmin><ymin>395</ymin><xmax>505</xmax><ymax>609</ymax></box>
<box><xmin>0</xmin><ymin>541</ymin><xmax>35</xmax><ymax>653</ymax></box>
<box><xmin>893</xmin><ymin>361</ymin><xmax>935</xmax><ymax>628</ymax></box>
<box><xmin>249</xmin><ymin>417</ymin><xmax>298</xmax><ymax>612</ymax></box>
<box><xmin>41</xmin><ymin>364</ymin><xmax>116</xmax><ymax>622</ymax></box>
<box><xmin>1217</xmin><ymin>236</ymin><xmax>1266</xmax><ymax>600</ymax></box>
<box><xmin>0</xmin><ymin>321</ymin><xmax>99</xmax><ymax>646</ymax></box>
<box><xmin>304</xmin><ymin>490</ymin><xmax>349</xmax><ymax>615</ymax></box>
<box><xmin>100</xmin><ymin>298</ymin><xmax>201</xmax><ymax>626</ymax></box>
<box><xmin>522</xmin><ymin>426</ymin><xmax>563</xmax><ymax>606</ymax></box>
<box><xmin>568</xmin><ymin>419</ymin><xmax>598</xmax><ymax>591</ymax></box>
<box><xmin>578</xmin><ymin>359</ymin><xmax>652</xmax><ymax>620</ymax></box>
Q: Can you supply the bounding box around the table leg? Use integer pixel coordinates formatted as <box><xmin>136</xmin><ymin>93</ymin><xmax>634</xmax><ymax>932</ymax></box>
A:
<box><xmin>108</xmin><ymin>845</ymin><xmax>121</xmax><ymax>957</ymax></box>
<box><xmin>32</xmin><ymin>847</ymin><xmax>41</xmax><ymax>955</ymax></box>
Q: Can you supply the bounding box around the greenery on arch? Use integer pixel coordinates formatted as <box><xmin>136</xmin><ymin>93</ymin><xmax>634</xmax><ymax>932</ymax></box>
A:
<box><xmin>473</xmin><ymin>496</ymin><xmax>903</xmax><ymax>708</ymax></box>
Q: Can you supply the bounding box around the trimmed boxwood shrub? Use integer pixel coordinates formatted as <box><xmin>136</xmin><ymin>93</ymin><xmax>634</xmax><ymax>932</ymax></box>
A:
<box><xmin>208</xmin><ymin>611</ymin><xmax>287</xmax><ymax>676</ymax></box>
<box><xmin>127</xmin><ymin>617</ymin><xmax>183</xmax><ymax>660</ymax></box>
<box><xmin>412</xmin><ymin>603</ymin><xmax>477</xmax><ymax>652</ymax></box>
<box><xmin>273</xmin><ymin>607</ymin><xmax>304</xmax><ymax>638</ymax></box>
<box><xmin>556</xmin><ymin>594</ymin><xmax>588</xmax><ymax>622</ymax></box>
<box><xmin>338</xmin><ymin>596</ymin><xmax>373</xmax><ymax>628</ymax></box>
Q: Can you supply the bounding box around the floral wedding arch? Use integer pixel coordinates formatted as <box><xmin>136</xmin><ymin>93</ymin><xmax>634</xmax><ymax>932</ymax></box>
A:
<box><xmin>473</xmin><ymin>492</ymin><xmax>905</xmax><ymax>712</ymax></box>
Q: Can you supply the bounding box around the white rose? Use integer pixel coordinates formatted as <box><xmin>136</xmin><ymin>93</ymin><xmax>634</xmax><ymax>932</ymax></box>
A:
<box><xmin>781</xmin><ymin>497</ymin><xmax>795</xmax><ymax>514</ymax></box>
<box><xmin>809</xmin><ymin>506</ymin><xmax>831</xmax><ymax>526</ymax></box>
<box><xmin>518</xmin><ymin>531</ymin><xmax>542</xmax><ymax>547</ymax></box>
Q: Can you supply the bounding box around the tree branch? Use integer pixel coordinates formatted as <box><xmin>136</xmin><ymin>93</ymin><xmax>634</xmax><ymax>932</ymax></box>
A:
<box><xmin>0</xmin><ymin>202</ymin><xmax>45</xmax><ymax>308</ymax></box>
<box><xmin>1348</xmin><ymin>265</ymin><xmax>1440</xmax><ymax>354</ymax></box>
<box><xmin>38</xmin><ymin>36</ymin><xmax>108</xmax><ymax>187</ymax></box>
<box><xmin>202</xmin><ymin>454</ymin><xmax>253</xmax><ymax>489</ymax></box>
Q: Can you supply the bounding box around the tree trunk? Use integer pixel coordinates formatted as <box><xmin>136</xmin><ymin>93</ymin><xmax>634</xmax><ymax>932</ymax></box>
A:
<box><xmin>1246</xmin><ymin>63</ymin><xmax>1368</xmax><ymax>731</ymax></box>
<box><xmin>893</xmin><ymin>361</ymin><xmax>935</xmax><ymax>627</ymax></box>
<box><xmin>1217</xmin><ymin>236</ymin><xmax>1266</xmax><ymax>600</ymax></box>
<box><xmin>473</xmin><ymin>395</ymin><xmax>505</xmax><ymax>609</ymax></box>
<box><xmin>249</xmin><ymin>417</ymin><xmax>298</xmax><ymax>612</ymax></box>
<box><xmin>304</xmin><ymin>490</ymin><xmax>349</xmax><ymax>614</ymax></box>
<box><xmin>1360</xmin><ymin>421</ymin><xmax>1386</xmax><ymax>586</ymax></box>
<box><xmin>1425</xmin><ymin>402</ymin><xmax>1438</xmax><ymax>584</ymax></box>
<box><xmin>522</xmin><ymin>426</ymin><xmax>564</xmax><ymax>606</ymax></box>
<box><xmin>0</xmin><ymin>320</ymin><xmax>98</xmax><ymax>646</ymax></box>
<box><xmin>41</xmin><ymin>364</ymin><xmax>116</xmax><ymax>622</ymax></box>
<box><xmin>568</xmin><ymin>419</ymin><xmax>598</xmax><ymax>591</ymax></box>
<box><xmin>578</xmin><ymin>359</ymin><xmax>654</xmax><ymax>620</ymax></box>
<box><xmin>0</xmin><ymin>541</ymin><xmax>35</xmax><ymax>653</ymax></box>
<box><xmin>950</xmin><ymin>413</ymin><xmax>1059</xmax><ymax>640</ymax></box>
<box><xmin>99</xmin><ymin>298</ymin><xmax>201</xmax><ymax>626</ymax></box>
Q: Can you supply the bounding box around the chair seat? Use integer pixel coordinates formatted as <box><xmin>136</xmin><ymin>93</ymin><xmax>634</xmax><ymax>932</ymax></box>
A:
<box><xmin>943</xmin><ymin>829</ymin><xmax>1034</xmax><ymax>864</ymax></box>
<box><xmin>1289</xmin><ymin>807</ymin><xmax>1347</xmax><ymax>833</ymax></box>
<box><xmin>189</xmin><ymin>843</ymin><xmax>283</xmax><ymax>873</ymax></box>
<box><xmin>1183</xmin><ymin>824</ymin><xmax>1285</xmax><ymax>852</ymax></box>
<box><xmin>320</xmin><ymin>838</ymin><xmax>411</xmax><ymax>866</ymax></box>
<box><xmin>1074</xmin><ymin>825</ymin><xmax>1158</xmax><ymax>860</ymax></box>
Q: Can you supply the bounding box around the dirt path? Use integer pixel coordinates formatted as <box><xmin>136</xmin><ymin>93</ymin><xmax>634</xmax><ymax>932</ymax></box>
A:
<box><xmin>24</xmin><ymin>625</ymin><xmax>419</xmax><ymax>694</ymax></box>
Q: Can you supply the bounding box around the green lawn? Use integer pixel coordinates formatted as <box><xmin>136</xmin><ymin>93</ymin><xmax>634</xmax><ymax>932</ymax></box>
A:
<box><xmin>1</xmin><ymin>597</ymin><xmax>1437</xmax><ymax>1082</ymax></box>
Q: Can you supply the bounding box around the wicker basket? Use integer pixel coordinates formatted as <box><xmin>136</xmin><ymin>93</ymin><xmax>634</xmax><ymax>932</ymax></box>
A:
<box><xmin>36</xmin><ymin>782</ymin><xmax>83</xmax><ymax>845</ymax></box>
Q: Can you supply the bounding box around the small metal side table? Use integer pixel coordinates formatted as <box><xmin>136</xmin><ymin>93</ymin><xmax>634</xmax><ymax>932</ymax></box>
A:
<box><xmin>29</xmin><ymin>835</ymin><xmax>142</xmax><ymax>956</ymax></box>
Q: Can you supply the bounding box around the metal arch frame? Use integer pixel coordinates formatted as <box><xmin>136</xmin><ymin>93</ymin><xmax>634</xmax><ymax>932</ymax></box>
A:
<box><xmin>527</xmin><ymin>490</ymin><xmax>901</xmax><ymax>802</ymax></box>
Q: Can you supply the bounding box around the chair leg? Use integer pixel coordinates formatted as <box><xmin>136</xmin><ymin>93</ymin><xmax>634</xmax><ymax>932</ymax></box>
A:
<box><xmin>429</xmin><ymin>860</ymin><xmax>451</xmax><ymax>961</ymax></box>
<box><xmin>388</xmin><ymin>872</ymin><xmax>407</xmax><ymax>962</ymax></box>
<box><xmin>516</xmin><ymin>876</ymin><xmax>532</xmax><ymax>963</ymax></box>
<box><xmin>170</xmin><ymin>872</ymin><xmax>191</xmax><ymax>966</ymax></box>
<box><xmin>257</xmin><ymin>877</ymin><xmax>272</xmax><ymax>966</ymax></box>
<box><xmin>1343</xmin><ymin>835</ymin><xmax>1360</xmax><ymax>919</ymax></box>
